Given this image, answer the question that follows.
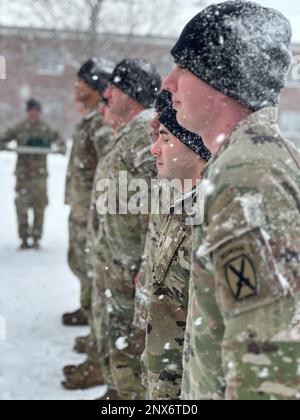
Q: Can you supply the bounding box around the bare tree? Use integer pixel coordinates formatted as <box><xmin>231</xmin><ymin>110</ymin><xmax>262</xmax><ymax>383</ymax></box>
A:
<box><xmin>0</xmin><ymin>0</ymin><xmax>201</xmax><ymax>64</ymax></box>
<box><xmin>2</xmin><ymin>0</ymin><xmax>182</xmax><ymax>38</ymax></box>
<box><xmin>4</xmin><ymin>0</ymin><xmax>107</xmax><ymax>55</ymax></box>
<box><xmin>84</xmin><ymin>0</ymin><xmax>105</xmax><ymax>52</ymax></box>
<box><xmin>113</xmin><ymin>0</ymin><xmax>180</xmax><ymax>38</ymax></box>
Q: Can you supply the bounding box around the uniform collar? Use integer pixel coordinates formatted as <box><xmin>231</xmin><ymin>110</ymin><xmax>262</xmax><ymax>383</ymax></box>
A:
<box><xmin>82</xmin><ymin>109</ymin><xmax>99</xmax><ymax>123</ymax></box>
<box><xmin>203</xmin><ymin>106</ymin><xmax>279</xmax><ymax>176</ymax></box>
<box><xmin>170</xmin><ymin>186</ymin><xmax>198</xmax><ymax>215</ymax></box>
<box><xmin>227</xmin><ymin>106</ymin><xmax>278</xmax><ymax>147</ymax></box>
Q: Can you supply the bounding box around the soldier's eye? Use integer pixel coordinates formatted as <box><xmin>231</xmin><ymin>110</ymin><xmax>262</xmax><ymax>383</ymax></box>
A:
<box><xmin>177</xmin><ymin>63</ymin><xmax>186</xmax><ymax>70</ymax></box>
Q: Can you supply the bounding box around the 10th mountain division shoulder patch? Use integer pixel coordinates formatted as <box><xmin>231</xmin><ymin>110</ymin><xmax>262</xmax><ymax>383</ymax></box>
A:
<box><xmin>225</xmin><ymin>255</ymin><xmax>257</xmax><ymax>301</ymax></box>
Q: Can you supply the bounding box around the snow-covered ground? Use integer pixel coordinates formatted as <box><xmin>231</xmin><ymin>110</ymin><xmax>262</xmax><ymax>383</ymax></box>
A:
<box><xmin>0</xmin><ymin>151</ymin><xmax>106</xmax><ymax>400</ymax></box>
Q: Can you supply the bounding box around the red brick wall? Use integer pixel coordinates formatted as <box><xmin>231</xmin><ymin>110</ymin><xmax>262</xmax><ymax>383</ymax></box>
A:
<box><xmin>0</xmin><ymin>27</ymin><xmax>174</xmax><ymax>140</ymax></box>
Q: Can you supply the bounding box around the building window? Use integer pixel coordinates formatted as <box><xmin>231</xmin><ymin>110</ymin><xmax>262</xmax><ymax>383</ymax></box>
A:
<box><xmin>35</xmin><ymin>47</ymin><xmax>65</xmax><ymax>77</ymax></box>
<box><xmin>44</xmin><ymin>99</ymin><xmax>63</xmax><ymax>119</ymax></box>
<box><xmin>0</xmin><ymin>102</ymin><xmax>12</xmax><ymax>119</ymax></box>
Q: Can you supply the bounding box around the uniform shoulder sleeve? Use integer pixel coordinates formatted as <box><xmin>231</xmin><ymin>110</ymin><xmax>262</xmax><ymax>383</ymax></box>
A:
<box><xmin>119</xmin><ymin>111</ymin><xmax>155</xmax><ymax>178</ymax></box>
<box><xmin>201</xmin><ymin>158</ymin><xmax>300</xmax><ymax>317</ymax></box>
<box><xmin>198</xmin><ymin>156</ymin><xmax>300</xmax><ymax>399</ymax></box>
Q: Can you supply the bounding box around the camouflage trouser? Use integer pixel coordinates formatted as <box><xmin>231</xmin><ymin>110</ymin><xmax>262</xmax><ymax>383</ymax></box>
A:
<box><xmin>94</xmin><ymin>251</ymin><xmax>146</xmax><ymax>400</ymax></box>
<box><xmin>91</xmin><ymin>254</ymin><xmax>115</xmax><ymax>390</ymax></box>
<box><xmin>15</xmin><ymin>176</ymin><xmax>48</xmax><ymax>240</ymax></box>
<box><xmin>68</xmin><ymin>210</ymin><xmax>94</xmax><ymax>326</ymax></box>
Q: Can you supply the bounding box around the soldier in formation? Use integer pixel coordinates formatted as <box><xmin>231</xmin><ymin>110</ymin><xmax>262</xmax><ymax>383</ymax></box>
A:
<box><xmin>163</xmin><ymin>0</ymin><xmax>300</xmax><ymax>400</ymax></box>
<box><xmin>90</xmin><ymin>58</ymin><xmax>161</xmax><ymax>400</ymax></box>
<box><xmin>62</xmin><ymin>58</ymin><xmax>115</xmax><ymax>391</ymax></box>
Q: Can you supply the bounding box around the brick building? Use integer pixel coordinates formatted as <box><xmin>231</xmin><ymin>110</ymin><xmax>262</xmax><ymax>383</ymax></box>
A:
<box><xmin>0</xmin><ymin>26</ymin><xmax>299</xmax><ymax>143</ymax></box>
<box><xmin>280</xmin><ymin>43</ymin><xmax>300</xmax><ymax>146</ymax></box>
<box><xmin>0</xmin><ymin>26</ymin><xmax>175</xmax><ymax>139</ymax></box>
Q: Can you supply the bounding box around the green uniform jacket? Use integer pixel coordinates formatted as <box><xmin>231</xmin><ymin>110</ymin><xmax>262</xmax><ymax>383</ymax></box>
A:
<box><xmin>142</xmin><ymin>190</ymin><xmax>196</xmax><ymax>400</ymax></box>
<box><xmin>182</xmin><ymin>107</ymin><xmax>300</xmax><ymax>400</ymax></box>
<box><xmin>0</xmin><ymin>119</ymin><xmax>65</xmax><ymax>179</ymax></box>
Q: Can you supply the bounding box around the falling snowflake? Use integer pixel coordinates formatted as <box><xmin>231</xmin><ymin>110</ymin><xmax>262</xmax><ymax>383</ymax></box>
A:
<box><xmin>164</xmin><ymin>342</ymin><xmax>171</xmax><ymax>350</ymax></box>
<box><xmin>115</xmin><ymin>336</ymin><xmax>128</xmax><ymax>350</ymax></box>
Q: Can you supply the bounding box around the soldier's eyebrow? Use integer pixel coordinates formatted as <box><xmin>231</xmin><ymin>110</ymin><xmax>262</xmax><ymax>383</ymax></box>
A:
<box><xmin>159</xmin><ymin>128</ymin><xmax>169</xmax><ymax>135</ymax></box>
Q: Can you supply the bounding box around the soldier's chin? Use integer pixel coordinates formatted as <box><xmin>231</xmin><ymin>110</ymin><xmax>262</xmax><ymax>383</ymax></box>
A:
<box><xmin>157</xmin><ymin>168</ymin><xmax>166</xmax><ymax>179</ymax></box>
<box><xmin>176</xmin><ymin>111</ymin><xmax>194</xmax><ymax>132</ymax></box>
<box><xmin>175</xmin><ymin>110</ymin><xmax>185</xmax><ymax>125</ymax></box>
<box><xmin>157</xmin><ymin>171</ymin><xmax>172</xmax><ymax>181</ymax></box>
<box><xmin>76</xmin><ymin>92</ymin><xmax>87</xmax><ymax>102</ymax></box>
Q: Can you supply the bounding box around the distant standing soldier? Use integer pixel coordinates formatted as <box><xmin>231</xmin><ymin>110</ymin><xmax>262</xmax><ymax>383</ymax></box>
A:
<box><xmin>0</xmin><ymin>99</ymin><xmax>65</xmax><ymax>249</ymax></box>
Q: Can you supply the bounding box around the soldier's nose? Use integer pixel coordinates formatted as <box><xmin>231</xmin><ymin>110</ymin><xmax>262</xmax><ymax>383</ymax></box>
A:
<box><xmin>163</xmin><ymin>69</ymin><xmax>177</xmax><ymax>94</ymax></box>
<box><xmin>103</xmin><ymin>85</ymin><xmax>112</xmax><ymax>100</ymax></box>
<box><xmin>151</xmin><ymin>140</ymin><xmax>161</xmax><ymax>157</ymax></box>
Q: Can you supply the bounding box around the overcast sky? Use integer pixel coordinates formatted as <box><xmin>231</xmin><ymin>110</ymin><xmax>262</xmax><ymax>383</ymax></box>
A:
<box><xmin>0</xmin><ymin>0</ymin><xmax>299</xmax><ymax>42</ymax></box>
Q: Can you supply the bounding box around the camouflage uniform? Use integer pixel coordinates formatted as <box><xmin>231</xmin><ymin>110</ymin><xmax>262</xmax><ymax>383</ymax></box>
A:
<box><xmin>65</xmin><ymin>109</ymin><xmax>111</xmax><ymax>324</ymax></box>
<box><xmin>182</xmin><ymin>107</ymin><xmax>300</xmax><ymax>400</ymax></box>
<box><xmin>92</xmin><ymin>109</ymin><xmax>156</xmax><ymax>399</ymax></box>
<box><xmin>142</xmin><ymin>190</ymin><xmax>195</xmax><ymax>400</ymax></box>
<box><xmin>87</xmin><ymin>125</ymin><xmax>115</xmax><ymax>384</ymax></box>
<box><xmin>133</xmin><ymin>209</ymin><xmax>161</xmax><ymax>332</ymax></box>
<box><xmin>0</xmin><ymin>119</ymin><xmax>65</xmax><ymax>241</ymax></box>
